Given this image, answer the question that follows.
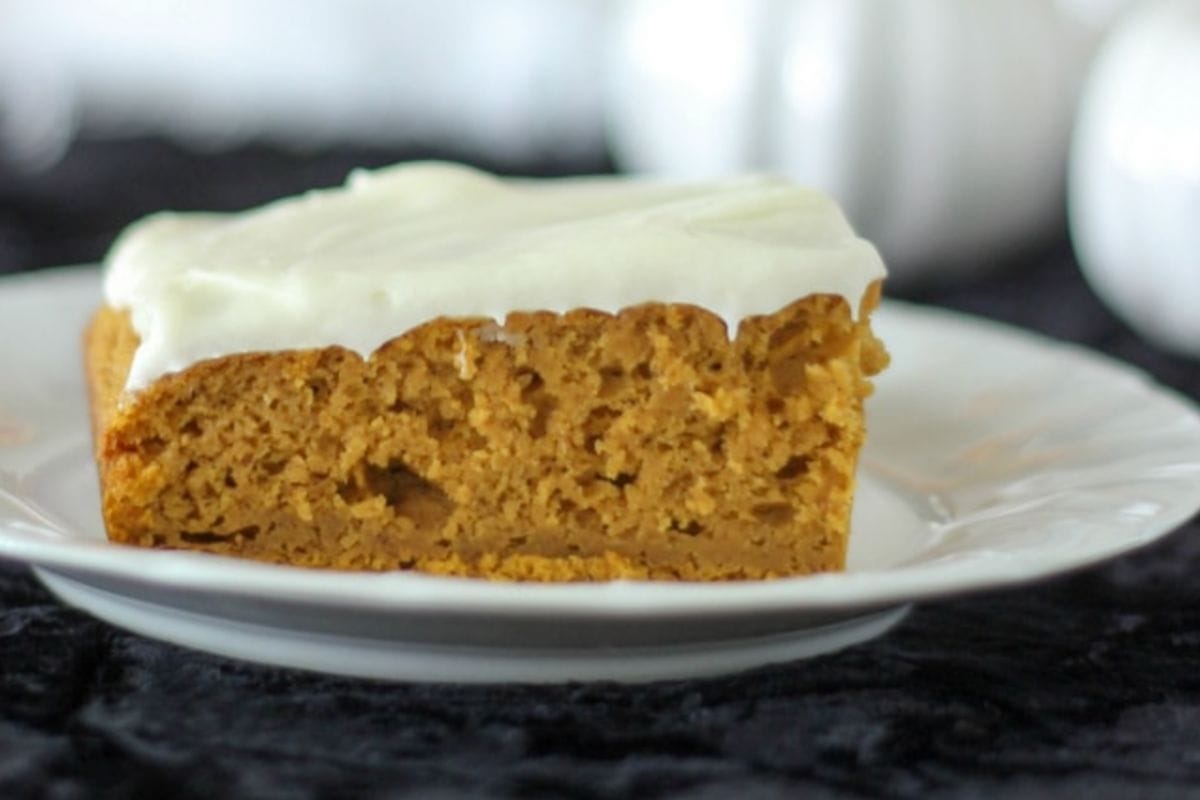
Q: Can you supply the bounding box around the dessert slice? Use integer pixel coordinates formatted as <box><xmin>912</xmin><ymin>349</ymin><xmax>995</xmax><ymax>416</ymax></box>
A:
<box><xmin>87</xmin><ymin>163</ymin><xmax>887</xmax><ymax>580</ymax></box>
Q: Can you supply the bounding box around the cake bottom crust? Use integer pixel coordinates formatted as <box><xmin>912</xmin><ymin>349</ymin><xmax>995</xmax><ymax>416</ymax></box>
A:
<box><xmin>86</xmin><ymin>288</ymin><xmax>887</xmax><ymax>581</ymax></box>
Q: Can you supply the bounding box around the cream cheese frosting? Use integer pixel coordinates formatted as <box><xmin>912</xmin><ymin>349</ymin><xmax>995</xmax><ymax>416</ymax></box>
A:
<box><xmin>104</xmin><ymin>161</ymin><xmax>886</xmax><ymax>392</ymax></box>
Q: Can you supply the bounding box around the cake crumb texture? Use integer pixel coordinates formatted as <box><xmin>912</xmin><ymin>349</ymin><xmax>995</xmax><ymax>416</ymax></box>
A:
<box><xmin>87</xmin><ymin>286</ymin><xmax>886</xmax><ymax>581</ymax></box>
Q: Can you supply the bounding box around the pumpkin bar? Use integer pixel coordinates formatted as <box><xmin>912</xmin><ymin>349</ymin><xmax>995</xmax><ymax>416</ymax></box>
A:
<box><xmin>86</xmin><ymin>163</ymin><xmax>887</xmax><ymax>581</ymax></box>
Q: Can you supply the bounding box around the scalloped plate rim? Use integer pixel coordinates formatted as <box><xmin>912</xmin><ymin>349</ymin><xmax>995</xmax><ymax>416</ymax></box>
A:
<box><xmin>0</xmin><ymin>265</ymin><xmax>1198</xmax><ymax>620</ymax></box>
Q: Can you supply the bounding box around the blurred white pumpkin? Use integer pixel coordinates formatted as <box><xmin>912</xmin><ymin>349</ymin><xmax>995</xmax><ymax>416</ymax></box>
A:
<box><xmin>1069</xmin><ymin>0</ymin><xmax>1200</xmax><ymax>358</ymax></box>
<box><xmin>1054</xmin><ymin>0</ymin><xmax>1141</xmax><ymax>34</ymax></box>
<box><xmin>606</xmin><ymin>0</ymin><xmax>1091</xmax><ymax>282</ymax></box>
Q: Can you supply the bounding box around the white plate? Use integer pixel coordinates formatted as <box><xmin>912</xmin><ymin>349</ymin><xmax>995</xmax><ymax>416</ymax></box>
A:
<box><xmin>2</xmin><ymin>266</ymin><xmax>1199</xmax><ymax>683</ymax></box>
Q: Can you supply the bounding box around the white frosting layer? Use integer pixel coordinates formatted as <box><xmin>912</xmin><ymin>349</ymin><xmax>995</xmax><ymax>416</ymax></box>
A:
<box><xmin>104</xmin><ymin>162</ymin><xmax>886</xmax><ymax>392</ymax></box>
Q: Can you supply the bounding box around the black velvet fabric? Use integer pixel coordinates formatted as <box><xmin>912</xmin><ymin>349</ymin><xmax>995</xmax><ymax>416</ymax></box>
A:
<box><xmin>2</xmin><ymin>142</ymin><xmax>1199</xmax><ymax>799</ymax></box>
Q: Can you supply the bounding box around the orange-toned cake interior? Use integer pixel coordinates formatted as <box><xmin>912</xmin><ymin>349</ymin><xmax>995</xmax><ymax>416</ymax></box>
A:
<box><xmin>86</xmin><ymin>285</ymin><xmax>886</xmax><ymax>581</ymax></box>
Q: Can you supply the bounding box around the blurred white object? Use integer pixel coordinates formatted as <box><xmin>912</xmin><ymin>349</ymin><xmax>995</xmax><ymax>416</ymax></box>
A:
<box><xmin>1069</xmin><ymin>0</ymin><xmax>1200</xmax><ymax>357</ymax></box>
<box><xmin>607</xmin><ymin>0</ymin><xmax>1093</xmax><ymax>281</ymax></box>
<box><xmin>0</xmin><ymin>0</ymin><xmax>606</xmax><ymax>170</ymax></box>
<box><xmin>1055</xmin><ymin>0</ymin><xmax>1141</xmax><ymax>32</ymax></box>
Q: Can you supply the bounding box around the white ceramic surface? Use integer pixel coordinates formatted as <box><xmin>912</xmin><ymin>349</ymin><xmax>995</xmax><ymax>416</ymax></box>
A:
<box><xmin>606</xmin><ymin>0</ymin><xmax>1087</xmax><ymax>279</ymax></box>
<box><xmin>2</xmin><ymin>266</ymin><xmax>1199</xmax><ymax>682</ymax></box>
<box><xmin>1069</xmin><ymin>0</ymin><xmax>1200</xmax><ymax>358</ymax></box>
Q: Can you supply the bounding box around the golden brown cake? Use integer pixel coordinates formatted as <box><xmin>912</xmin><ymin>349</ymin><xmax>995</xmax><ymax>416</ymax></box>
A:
<box><xmin>87</xmin><ymin>162</ymin><xmax>888</xmax><ymax>581</ymax></box>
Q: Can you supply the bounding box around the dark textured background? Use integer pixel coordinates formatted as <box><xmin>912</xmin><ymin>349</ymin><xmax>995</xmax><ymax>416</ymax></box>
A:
<box><xmin>2</xmin><ymin>141</ymin><xmax>1199</xmax><ymax>800</ymax></box>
